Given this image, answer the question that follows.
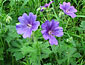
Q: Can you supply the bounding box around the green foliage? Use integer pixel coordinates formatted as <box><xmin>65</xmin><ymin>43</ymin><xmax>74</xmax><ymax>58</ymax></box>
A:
<box><xmin>8</xmin><ymin>41</ymin><xmax>31</xmax><ymax>60</ymax></box>
<box><xmin>44</xmin><ymin>63</ymin><xmax>51</xmax><ymax>65</ymax></box>
<box><xmin>0</xmin><ymin>47</ymin><xmax>3</xmax><ymax>60</ymax></box>
<box><xmin>5</xmin><ymin>25</ymin><xmax>20</xmax><ymax>43</ymax></box>
<box><xmin>8</xmin><ymin>40</ymin><xmax>52</xmax><ymax>65</ymax></box>
<box><xmin>80</xmin><ymin>21</ymin><xmax>85</xmax><ymax>30</ymax></box>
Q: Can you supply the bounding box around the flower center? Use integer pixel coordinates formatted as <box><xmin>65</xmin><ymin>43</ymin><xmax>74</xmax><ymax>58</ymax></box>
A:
<box><xmin>66</xmin><ymin>10</ymin><xmax>69</xmax><ymax>13</ymax></box>
<box><xmin>27</xmin><ymin>24</ymin><xmax>32</xmax><ymax>27</ymax></box>
<box><xmin>48</xmin><ymin>31</ymin><xmax>52</xmax><ymax>35</ymax></box>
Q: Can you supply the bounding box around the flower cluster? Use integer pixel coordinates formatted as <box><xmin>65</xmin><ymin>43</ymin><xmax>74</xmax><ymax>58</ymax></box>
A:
<box><xmin>16</xmin><ymin>1</ymin><xmax>77</xmax><ymax>45</ymax></box>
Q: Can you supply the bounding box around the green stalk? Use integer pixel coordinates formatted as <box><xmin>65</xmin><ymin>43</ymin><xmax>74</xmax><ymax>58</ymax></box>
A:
<box><xmin>65</xmin><ymin>17</ymin><xmax>70</xmax><ymax>31</ymax></box>
<box><xmin>12</xmin><ymin>56</ymin><xmax>14</xmax><ymax>65</ymax></box>
<box><xmin>67</xmin><ymin>58</ymin><xmax>69</xmax><ymax>65</ymax></box>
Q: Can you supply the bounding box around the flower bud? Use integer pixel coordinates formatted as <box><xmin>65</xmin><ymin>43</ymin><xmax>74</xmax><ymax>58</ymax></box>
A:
<box><xmin>59</xmin><ymin>11</ymin><xmax>64</xmax><ymax>17</ymax></box>
<box><xmin>66</xmin><ymin>37</ymin><xmax>73</xmax><ymax>43</ymax></box>
<box><xmin>6</xmin><ymin>15</ymin><xmax>12</xmax><ymax>24</ymax></box>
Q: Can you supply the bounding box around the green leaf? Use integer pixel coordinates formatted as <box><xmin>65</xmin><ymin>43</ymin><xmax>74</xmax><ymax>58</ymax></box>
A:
<box><xmin>8</xmin><ymin>40</ymin><xmax>32</xmax><ymax>60</ymax></box>
<box><xmin>20</xmin><ymin>46</ymin><xmax>34</xmax><ymax>56</ymax></box>
<box><xmin>41</xmin><ymin>42</ymin><xmax>52</xmax><ymax>59</ymax></box>
<box><xmin>20</xmin><ymin>0</ymin><xmax>29</xmax><ymax>11</ymax></box>
<box><xmin>5</xmin><ymin>25</ymin><xmax>20</xmax><ymax>43</ymax></box>
<box><xmin>73</xmin><ymin>53</ymin><xmax>81</xmax><ymax>58</ymax></box>
<box><xmin>80</xmin><ymin>21</ymin><xmax>85</xmax><ymax>30</ymax></box>
<box><xmin>73</xmin><ymin>0</ymin><xmax>77</xmax><ymax>5</ymax></box>
<box><xmin>13</xmin><ymin>52</ymin><xmax>24</xmax><ymax>60</ymax></box>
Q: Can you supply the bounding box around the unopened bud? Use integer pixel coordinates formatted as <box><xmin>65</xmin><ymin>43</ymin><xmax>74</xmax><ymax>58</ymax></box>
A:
<box><xmin>66</xmin><ymin>37</ymin><xmax>73</xmax><ymax>43</ymax></box>
<box><xmin>59</xmin><ymin>11</ymin><xmax>64</xmax><ymax>17</ymax></box>
<box><xmin>6</xmin><ymin>15</ymin><xmax>12</xmax><ymax>24</ymax></box>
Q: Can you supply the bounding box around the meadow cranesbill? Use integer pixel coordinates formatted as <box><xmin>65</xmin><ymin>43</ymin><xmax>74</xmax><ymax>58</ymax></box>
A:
<box><xmin>16</xmin><ymin>13</ymin><xmax>40</xmax><ymax>38</ymax></box>
<box><xmin>40</xmin><ymin>1</ymin><xmax>54</xmax><ymax>12</ymax></box>
<box><xmin>41</xmin><ymin>20</ymin><xmax>63</xmax><ymax>45</ymax></box>
<box><xmin>59</xmin><ymin>2</ymin><xmax>77</xmax><ymax>18</ymax></box>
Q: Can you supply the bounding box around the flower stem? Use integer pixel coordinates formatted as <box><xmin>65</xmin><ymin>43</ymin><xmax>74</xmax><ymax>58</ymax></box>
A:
<box><xmin>65</xmin><ymin>17</ymin><xmax>70</xmax><ymax>31</ymax></box>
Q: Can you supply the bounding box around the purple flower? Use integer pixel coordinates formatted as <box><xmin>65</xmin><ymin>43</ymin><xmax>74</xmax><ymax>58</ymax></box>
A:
<box><xmin>59</xmin><ymin>2</ymin><xmax>77</xmax><ymax>18</ymax></box>
<box><xmin>40</xmin><ymin>1</ymin><xmax>54</xmax><ymax>12</ymax></box>
<box><xmin>41</xmin><ymin>20</ymin><xmax>63</xmax><ymax>45</ymax></box>
<box><xmin>40</xmin><ymin>6</ymin><xmax>46</xmax><ymax>12</ymax></box>
<box><xmin>16</xmin><ymin>13</ymin><xmax>40</xmax><ymax>38</ymax></box>
<box><xmin>44</xmin><ymin>1</ymin><xmax>54</xmax><ymax>7</ymax></box>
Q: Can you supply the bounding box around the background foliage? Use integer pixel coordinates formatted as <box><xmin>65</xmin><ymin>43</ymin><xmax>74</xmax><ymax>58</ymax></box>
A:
<box><xmin>0</xmin><ymin>0</ymin><xmax>85</xmax><ymax>65</ymax></box>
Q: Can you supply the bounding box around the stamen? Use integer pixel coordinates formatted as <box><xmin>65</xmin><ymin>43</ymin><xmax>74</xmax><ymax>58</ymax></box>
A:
<box><xmin>48</xmin><ymin>31</ymin><xmax>52</xmax><ymax>35</ymax></box>
<box><xmin>27</xmin><ymin>24</ymin><xmax>32</xmax><ymax>27</ymax></box>
<box><xmin>66</xmin><ymin>10</ymin><xmax>69</xmax><ymax>13</ymax></box>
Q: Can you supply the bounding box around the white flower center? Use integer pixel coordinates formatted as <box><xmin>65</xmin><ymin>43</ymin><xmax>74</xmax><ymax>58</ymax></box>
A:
<box><xmin>66</xmin><ymin>10</ymin><xmax>69</xmax><ymax>13</ymax></box>
<box><xmin>27</xmin><ymin>24</ymin><xmax>32</xmax><ymax>27</ymax></box>
<box><xmin>48</xmin><ymin>31</ymin><xmax>52</xmax><ymax>35</ymax></box>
